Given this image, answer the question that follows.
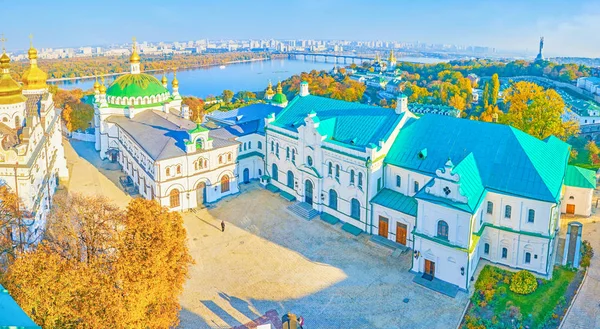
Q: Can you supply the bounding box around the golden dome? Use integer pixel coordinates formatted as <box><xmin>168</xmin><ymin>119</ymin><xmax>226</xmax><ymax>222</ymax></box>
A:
<box><xmin>93</xmin><ymin>79</ymin><xmax>101</xmax><ymax>90</ymax></box>
<box><xmin>28</xmin><ymin>47</ymin><xmax>38</xmax><ymax>60</ymax></box>
<box><xmin>276</xmin><ymin>81</ymin><xmax>283</xmax><ymax>93</ymax></box>
<box><xmin>161</xmin><ymin>74</ymin><xmax>168</xmax><ymax>85</ymax></box>
<box><xmin>265</xmin><ymin>80</ymin><xmax>274</xmax><ymax>96</ymax></box>
<box><xmin>130</xmin><ymin>50</ymin><xmax>140</xmax><ymax>64</ymax></box>
<box><xmin>0</xmin><ymin>53</ymin><xmax>26</xmax><ymax>105</ymax></box>
<box><xmin>172</xmin><ymin>72</ymin><xmax>179</xmax><ymax>88</ymax></box>
<box><xmin>22</xmin><ymin>41</ymin><xmax>47</xmax><ymax>90</ymax></box>
<box><xmin>130</xmin><ymin>37</ymin><xmax>140</xmax><ymax>64</ymax></box>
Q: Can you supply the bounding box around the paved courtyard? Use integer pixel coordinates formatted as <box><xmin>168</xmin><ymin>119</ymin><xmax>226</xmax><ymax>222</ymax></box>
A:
<box><xmin>63</xmin><ymin>139</ymin><xmax>470</xmax><ymax>329</ymax></box>
<box><xmin>179</xmin><ymin>184</ymin><xmax>469</xmax><ymax>329</ymax></box>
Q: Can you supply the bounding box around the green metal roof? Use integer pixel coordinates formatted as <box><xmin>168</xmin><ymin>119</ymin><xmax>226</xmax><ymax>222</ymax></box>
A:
<box><xmin>188</xmin><ymin>123</ymin><xmax>208</xmax><ymax>134</ymax></box>
<box><xmin>565</xmin><ymin>165</ymin><xmax>596</xmax><ymax>189</ymax></box>
<box><xmin>271</xmin><ymin>92</ymin><xmax>288</xmax><ymax>104</ymax></box>
<box><xmin>371</xmin><ymin>188</ymin><xmax>417</xmax><ymax>216</ymax></box>
<box><xmin>106</xmin><ymin>73</ymin><xmax>169</xmax><ymax>98</ymax></box>
<box><xmin>271</xmin><ymin>95</ymin><xmax>402</xmax><ymax>151</ymax></box>
<box><xmin>0</xmin><ymin>284</ymin><xmax>41</xmax><ymax>329</ymax></box>
<box><xmin>386</xmin><ymin>115</ymin><xmax>570</xmax><ymax>203</ymax></box>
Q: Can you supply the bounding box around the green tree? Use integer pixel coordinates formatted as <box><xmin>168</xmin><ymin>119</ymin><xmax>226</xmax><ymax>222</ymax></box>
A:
<box><xmin>222</xmin><ymin>89</ymin><xmax>234</xmax><ymax>103</ymax></box>
<box><xmin>488</xmin><ymin>73</ymin><xmax>500</xmax><ymax>106</ymax></box>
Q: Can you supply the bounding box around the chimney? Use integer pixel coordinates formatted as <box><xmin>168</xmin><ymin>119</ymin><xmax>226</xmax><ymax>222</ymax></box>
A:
<box><xmin>299</xmin><ymin>81</ymin><xmax>309</xmax><ymax>97</ymax></box>
<box><xmin>395</xmin><ymin>94</ymin><xmax>408</xmax><ymax>114</ymax></box>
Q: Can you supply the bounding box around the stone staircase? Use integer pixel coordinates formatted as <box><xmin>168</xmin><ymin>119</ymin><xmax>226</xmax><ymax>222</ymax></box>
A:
<box><xmin>287</xmin><ymin>202</ymin><xmax>319</xmax><ymax>220</ymax></box>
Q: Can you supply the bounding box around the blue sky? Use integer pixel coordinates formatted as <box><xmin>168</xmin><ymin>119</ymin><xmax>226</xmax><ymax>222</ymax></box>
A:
<box><xmin>1</xmin><ymin>0</ymin><xmax>599</xmax><ymax>57</ymax></box>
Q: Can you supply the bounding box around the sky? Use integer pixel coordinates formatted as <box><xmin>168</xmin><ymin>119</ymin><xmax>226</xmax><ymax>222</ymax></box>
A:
<box><xmin>1</xmin><ymin>0</ymin><xmax>599</xmax><ymax>57</ymax></box>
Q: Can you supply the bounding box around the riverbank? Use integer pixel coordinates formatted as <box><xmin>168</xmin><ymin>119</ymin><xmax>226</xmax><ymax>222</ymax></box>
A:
<box><xmin>47</xmin><ymin>56</ymin><xmax>273</xmax><ymax>83</ymax></box>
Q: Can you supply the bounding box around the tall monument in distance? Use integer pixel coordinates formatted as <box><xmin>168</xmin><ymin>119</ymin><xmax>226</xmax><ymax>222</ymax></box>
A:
<box><xmin>535</xmin><ymin>36</ymin><xmax>544</xmax><ymax>61</ymax></box>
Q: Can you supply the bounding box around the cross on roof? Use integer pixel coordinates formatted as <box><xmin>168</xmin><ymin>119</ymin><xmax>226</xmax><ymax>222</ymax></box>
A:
<box><xmin>0</xmin><ymin>33</ymin><xmax>6</xmax><ymax>52</ymax></box>
<box><xmin>28</xmin><ymin>33</ymin><xmax>33</xmax><ymax>47</ymax></box>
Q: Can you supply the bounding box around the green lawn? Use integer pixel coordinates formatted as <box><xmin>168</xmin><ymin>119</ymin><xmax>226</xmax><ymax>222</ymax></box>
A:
<box><xmin>492</xmin><ymin>267</ymin><xmax>575</xmax><ymax>326</ymax></box>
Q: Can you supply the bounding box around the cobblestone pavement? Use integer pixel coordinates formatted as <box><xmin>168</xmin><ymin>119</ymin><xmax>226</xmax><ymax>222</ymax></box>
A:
<box><xmin>179</xmin><ymin>184</ymin><xmax>469</xmax><ymax>329</ymax></box>
<box><xmin>561</xmin><ymin>215</ymin><xmax>600</xmax><ymax>329</ymax></box>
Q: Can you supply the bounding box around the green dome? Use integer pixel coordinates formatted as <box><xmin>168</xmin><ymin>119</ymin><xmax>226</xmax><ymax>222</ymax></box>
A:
<box><xmin>106</xmin><ymin>73</ymin><xmax>168</xmax><ymax>98</ymax></box>
<box><xmin>271</xmin><ymin>92</ymin><xmax>288</xmax><ymax>104</ymax></box>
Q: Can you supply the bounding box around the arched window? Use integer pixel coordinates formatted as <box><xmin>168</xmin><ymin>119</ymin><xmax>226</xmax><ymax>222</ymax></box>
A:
<box><xmin>528</xmin><ymin>209</ymin><xmax>535</xmax><ymax>223</ymax></box>
<box><xmin>414</xmin><ymin>181</ymin><xmax>420</xmax><ymax>193</ymax></box>
<box><xmin>350</xmin><ymin>199</ymin><xmax>360</xmax><ymax>219</ymax></box>
<box><xmin>219</xmin><ymin>155</ymin><xmax>223</xmax><ymax>164</ymax></box>
<box><xmin>176</xmin><ymin>165</ymin><xmax>181</xmax><ymax>174</ymax></box>
<box><xmin>276</xmin><ymin>143</ymin><xmax>279</xmax><ymax>157</ymax></box>
<box><xmin>350</xmin><ymin>169</ymin><xmax>355</xmax><ymax>184</ymax></box>
<box><xmin>437</xmin><ymin>220</ymin><xmax>449</xmax><ymax>239</ymax></box>
<box><xmin>525</xmin><ymin>252</ymin><xmax>531</xmax><ymax>263</ymax></box>
<box><xmin>287</xmin><ymin>170</ymin><xmax>294</xmax><ymax>188</ymax></box>
<box><xmin>196</xmin><ymin>138</ymin><xmax>203</xmax><ymax>150</ymax></box>
<box><xmin>307</xmin><ymin>156</ymin><xmax>313</xmax><ymax>166</ymax></box>
<box><xmin>501</xmin><ymin>247</ymin><xmax>508</xmax><ymax>259</ymax></box>
<box><xmin>335</xmin><ymin>165</ymin><xmax>340</xmax><ymax>179</ymax></box>
<box><xmin>239</xmin><ymin>144</ymin><xmax>243</xmax><ymax>152</ymax></box>
<box><xmin>248</xmin><ymin>141</ymin><xmax>252</xmax><ymax>149</ymax></box>
<box><xmin>166</xmin><ymin>167</ymin><xmax>171</xmax><ymax>176</ymax></box>
<box><xmin>329</xmin><ymin>189</ymin><xmax>338</xmax><ymax>210</ymax></box>
<box><xmin>292</xmin><ymin>149</ymin><xmax>296</xmax><ymax>163</ymax></box>
<box><xmin>286</xmin><ymin>147</ymin><xmax>290</xmax><ymax>159</ymax></box>
<box><xmin>271</xmin><ymin>141</ymin><xmax>274</xmax><ymax>152</ymax></box>
<box><xmin>505</xmin><ymin>205</ymin><xmax>512</xmax><ymax>219</ymax></box>
<box><xmin>169</xmin><ymin>189</ymin><xmax>180</xmax><ymax>208</ymax></box>
<box><xmin>328</xmin><ymin>162</ymin><xmax>333</xmax><ymax>176</ymax></box>
<box><xmin>258</xmin><ymin>141</ymin><xmax>263</xmax><ymax>149</ymax></box>
<box><xmin>221</xmin><ymin>175</ymin><xmax>230</xmax><ymax>193</ymax></box>
<box><xmin>484</xmin><ymin>243</ymin><xmax>490</xmax><ymax>254</ymax></box>
<box><xmin>358</xmin><ymin>172</ymin><xmax>363</xmax><ymax>188</ymax></box>
<box><xmin>272</xmin><ymin>163</ymin><xmax>279</xmax><ymax>181</ymax></box>
<box><xmin>487</xmin><ymin>201</ymin><xmax>493</xmax><ymax>214</ymax></box>
<box><xmin>244</xmin><ymin>143</ymin><xmax>247</xmax><ymax>151</ymax></box>
<box><xmin>396</xmin><ymin>175</ymin><xmax>401</xmax><ymax>187</ymax></box>
<box><xmin>227</xmin><ymin>153</ymin><xmax>232</xmax><ymax>162</ymax></box>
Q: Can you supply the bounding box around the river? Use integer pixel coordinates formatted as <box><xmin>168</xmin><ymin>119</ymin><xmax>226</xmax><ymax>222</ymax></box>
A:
<box><xmin>49</xmin><ymin>57</ymin><xmax>445</xmax><ymax>98</ymax></box>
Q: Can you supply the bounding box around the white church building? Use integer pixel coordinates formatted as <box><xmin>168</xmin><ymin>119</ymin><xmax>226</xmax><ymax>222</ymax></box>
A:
<box><xmin>0</xmin><ymin>41</ymin><xmax>68</xmax><ymax>242</ymax></box>
<box><xmin>93</xmin><ymin>44</ymin><xmax>595</xmax><ymax>291</ymax></box>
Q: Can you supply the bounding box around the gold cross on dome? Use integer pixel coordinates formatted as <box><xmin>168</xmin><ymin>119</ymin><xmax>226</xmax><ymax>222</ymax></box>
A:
<box><xmin>28</xmin><ymin>33</ymin><xmax>34</xmax><ymax>47</ymax></box>
<box><xmin>0</xmin><ymin>33</ymin><xmax>7</xmax><ymax>52</ymax></box>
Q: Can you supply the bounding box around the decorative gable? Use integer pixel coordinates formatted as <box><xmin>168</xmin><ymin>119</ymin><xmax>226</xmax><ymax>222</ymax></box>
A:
<box><xmin>185</xmin><ymin>124</ymin><xmax>212</xmax><ymax>153</ymax></box>
<box><xmin>425</xmin><ymin>158</ymin><xmax>468</xmax><ymax>204</ymax></box>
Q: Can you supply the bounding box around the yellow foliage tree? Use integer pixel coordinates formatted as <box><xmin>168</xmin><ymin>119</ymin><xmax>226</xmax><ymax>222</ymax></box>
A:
<box><xmin>2</xmin><ymin>194</ymin><xmax>194</xmax><ymax>328</ymax></box>
<box><xmin>448</xmin><ymin>94</ymin><xmax>467</xmax><ymax>112</ymax></box>
<box><xmin>501</xmin><ymin>81</ymin><xmax>579</xmax><ymax>141</ymax></box>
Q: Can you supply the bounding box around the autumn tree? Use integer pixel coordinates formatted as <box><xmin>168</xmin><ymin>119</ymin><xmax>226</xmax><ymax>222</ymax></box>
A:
<box><xmin>2</xmin><ymin>194</ymin><xmax>194</xmax><ymax>328</ymax></box>
<box><xmin>448</xmin><ymin>94</ymin><xmax>467</xmax><ymax>112</ymax></box>
<box><xmin>489</xmin><ymin>73</ymin><xmax>500</xmax><ymax>106</ymax></box>
<box><xmin>61</xmin><ymin>104</ymin><xmax>73</xmax><ymax>132</ymax></box>
<box><xmin>182</xmin><ymin>96</ymin><xmax>205</xmax><ymax>122</ymax></box>
<box><xmin>222</xmin><ymin>89</ymin><xmax>234</xmax><ymax>103</ymax></box>
<box><xmin>501</xmin><ymin>81</ymin><xmax>579</xmax><ymax>141</ymax></box>
<box><xmin>586</xmin><ymin>141</ymin><xmax>600</xmax><ymax>164</ymax></box>
<box><xmin>0</xmin><ymin>185</ymin><xmax>26</xmax><ymax>269</ymax></box>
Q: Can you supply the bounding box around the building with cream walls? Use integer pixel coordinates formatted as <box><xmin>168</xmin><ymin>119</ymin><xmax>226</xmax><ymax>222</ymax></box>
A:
<box><xmin>0</xmin><ymin>40</ymin><xmax>68</xmax><ymax>242</ymax></box>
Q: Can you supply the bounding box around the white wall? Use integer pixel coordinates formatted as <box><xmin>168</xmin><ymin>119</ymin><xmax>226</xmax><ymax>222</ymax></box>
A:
<box><xmin>562</xmin><ymin>186</ymin><xmax>593</xmax><ymax>216</ymax></box>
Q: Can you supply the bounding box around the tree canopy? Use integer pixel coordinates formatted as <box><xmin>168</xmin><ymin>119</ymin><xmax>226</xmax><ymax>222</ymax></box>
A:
<box><xmin>2</xmin><ymin>194</ymin><xmax>194</xmax><ymax>328</ymax></box>
<box><xmin>500</xmin><ymin>81</ymin><xmax>579</xmax><ymax>141</ymax></box>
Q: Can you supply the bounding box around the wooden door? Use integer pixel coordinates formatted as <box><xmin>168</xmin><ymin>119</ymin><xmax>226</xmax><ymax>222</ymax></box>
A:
<box><xmin>566</xmin><ymin>204</ymin><xmax>575</xmax><ymax>214</ymax></box>
<box><xmin>378</xmin><ymin>216</ymin><xmax>389</xmax><ymax>238</ymax></box>
<box><xmin>396</xmin><ymin>222</ymin><xmax>407</xmax><ymax>245</ymax></box>
<box><xmin>424</xmin><ymin>259</ymin><xmax>435</xmax><ymax>278</ymax></box>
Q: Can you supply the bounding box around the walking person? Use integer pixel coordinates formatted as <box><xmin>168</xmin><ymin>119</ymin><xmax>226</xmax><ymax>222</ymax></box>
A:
<box><xmin>221</xmin><ymin>220</ymin><xmax>225</xmax><ymax>232</ymax></box>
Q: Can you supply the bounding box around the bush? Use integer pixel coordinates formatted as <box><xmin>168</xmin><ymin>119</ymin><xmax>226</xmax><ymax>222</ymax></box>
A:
<box><xmin>580</xmin><ymin>240</ymin><xmax>594</xmax><ymax>268</ymax></box>
<box><xmin>509</xmin><ymin>270</ymin><xmax>538</xmax><ymax>295</ymax></box>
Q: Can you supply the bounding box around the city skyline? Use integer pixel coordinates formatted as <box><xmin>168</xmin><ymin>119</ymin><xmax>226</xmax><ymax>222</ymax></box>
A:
<box><xmin>1</xmin><ymin>0</ymin><xmax>599</xmax><ymax>57</ymax></box>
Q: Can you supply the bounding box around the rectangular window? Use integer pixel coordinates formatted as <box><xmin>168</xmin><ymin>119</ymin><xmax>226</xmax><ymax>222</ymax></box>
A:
<box><xmin>413</xmin><ymin>181</ymin><xmax>419</xmax><ymax>193</ymax></box>
<box><xmin>525</xmin><ymin>252</ymin><xmax>531</xmax><ymax>264</ymax></box>
<box><xmin>502</xmin><ymin>247</ymin><xmax>508</xmax><ymax>259</ymax></box>
<box><xmin>486</xmin><ymin>201</ymin><xmax>493</xmax><ymax>215</ymax></box>
<box><xmin>505</xmin><ymin>205</ymin><xmax>512</xmax><ymax>219</ymax></box>
<box><xmin>484</xmin><ymin>243</ymin><xmax>490</xmax><ymax>255</ymax></box>
<box><xmin>396</xmin><ymin>175</ymin><xmax>401</xmax><ymax>187</ymax></box>
<box><xmin>528</xmin><ymin>209</ymin><xmax>535</xmax><ymax>223</ymax></box>
<box><xmin>377</xmin><ymin>178</ymin><xmax>382</xmax><ymax>191</ymax></box>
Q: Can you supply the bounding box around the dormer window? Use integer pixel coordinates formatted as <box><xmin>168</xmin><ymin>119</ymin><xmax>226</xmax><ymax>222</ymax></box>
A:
<box><xmin>443</xmin><ymin>186</ymin><xmax>451</xmax><ymax>196</ymax></box>
<box><xmin>418</xmin><ymin>148</ymin><xmax>428</xmax><ymax>160</ymax></box>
